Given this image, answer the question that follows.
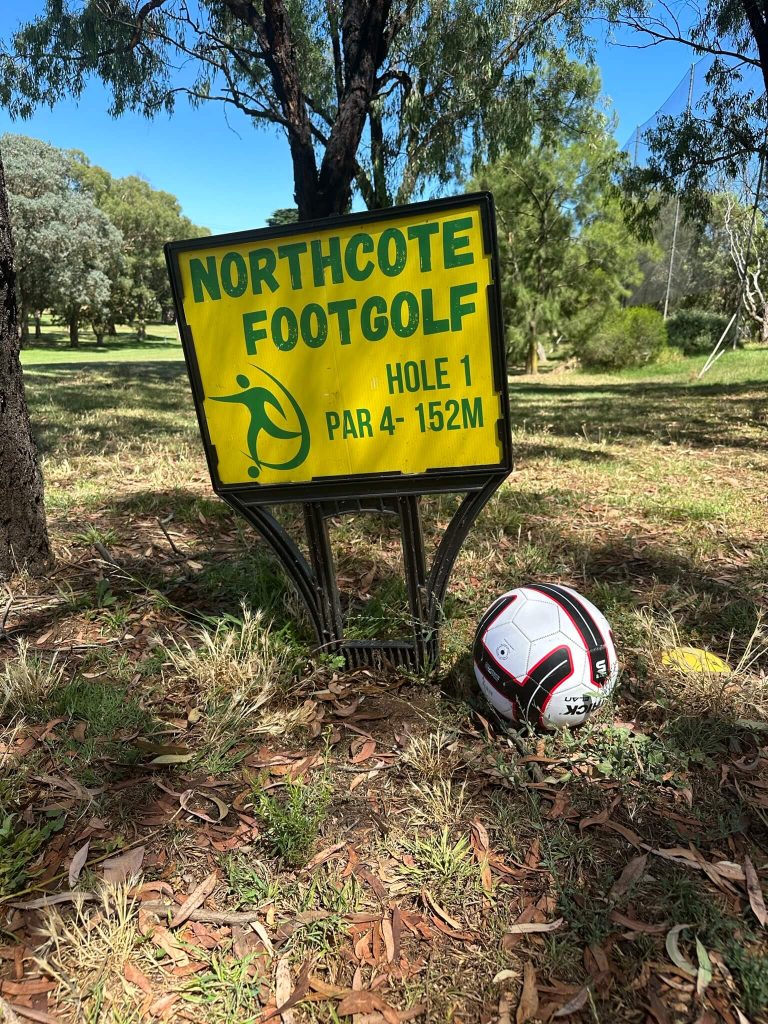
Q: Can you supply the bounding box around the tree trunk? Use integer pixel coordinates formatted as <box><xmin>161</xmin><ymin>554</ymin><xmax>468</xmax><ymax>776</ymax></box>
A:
<box><xmin>69</xmin><ymin>314</ymin><xmax>79</xmax><ymax>348</ymax></box>
<box><xmin>224</xmin><ymin>0</ymin><xmax>394</xmax><ymax>220</ymax></box>
<box><xmin>19</xmin><ymin>305</ymin><xmax>29</xmax><ymax>347</ymax></box>
<box><xmin>0</xmin><ymin>151</ymin><xmax>51</xmax><ymax>578</ymax></box>
<box><xmin>525</xmin><ymin>319</ymin><xmax>539</xmax><ymax>374</ymax></box>
<box><xmin>34</xmin><ymin>313</ymin><xmax>41</xmax><ymax>339</ymax></box>
<box><xmin>762</xmin><ymin>303</ymin><xmax>768</xmax><ymax>344</ymax></box>
<box><xmin>137</xmin><ymin>321</ymin><xmax>146</xmax><ymax>341</ymax></box>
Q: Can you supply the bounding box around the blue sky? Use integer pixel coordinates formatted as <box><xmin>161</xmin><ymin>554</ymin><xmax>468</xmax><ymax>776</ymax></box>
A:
<box><xmin>0</xmin><ymin>3</ymin><xmax>696</xmax><ymax>235</ymax></box>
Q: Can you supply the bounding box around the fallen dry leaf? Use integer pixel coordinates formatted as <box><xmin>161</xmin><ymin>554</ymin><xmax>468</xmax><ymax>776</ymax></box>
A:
<box><xmin>124</xmin><ymin>961</ymin><xmax>152</xmax><ymax>994</ymax></box>
<box><xmin>422</xmin><ymin>888</ymin><xmax>462</xmax><ymax>932</ymax></box>
<box><xmin>304</xmin><ymin>842</ymin><xmax>345</xmax><ymax>871</ymax></box>
<box><xmin>744</xmin><ymin>856</ymin><xmax>767</xmax><ymax>927</ymax></box>
<box><xmin>68</xmin><ymin>839</ymin><xmax>90</xmax><ymax>888</ymax></box>
<box><xmin>492</xmin><ymin>969</ymin><xmax>518</xmax><ymax>986</ymax></box>
<box><xmin>609</xmin><ymin>854</ymin><xmax>647</xmax><ymax>899</ymax></box>
<box><xmin>179</xmin><ymin>788</ymin><xmax>229</xmax><ymax>823</ymax></box>
<box><xmin>6</xmin><ymin>1004</ymin><xmax>61</xmax><ymax>1023</ymax></box>
<box><xmin>553</xmin><ymin>986</ymin><xmax>590</xmax><ymax>1018</ymax></box>
<box><xmin>609</xmin><ymin>910</ymin><xmax>668</xmax><ymax>935</ymax></box>
<box><xmin>276</xmin><ymin>956</ymin><xmax>295</xmax><ymax>1024</ymax></box>
<box><xmin>516</xmin><ymin>961</ymin><xmax>538</xmax><ymax>1024</ymax></box>
<box><xmin>382</xmin><ymin>917</ymin><xmax>395</xmax><ymax>963</ymax></box>
<box><xmin>149</xmin><ymin>993</ymin><xmax>179</xmax><ymax>1018</ymax></box>
<box><xmin>665</xmin><ymin>924</ymin><xmax>697</xmax><ymax>977</ymax></box>
<box><xmin>498</xmin><ymin>994</ymin><xmax>512</xmax><ymax>1024</ymax></box>
<box><xmin>9</xmin><ymin>891</ymin><xmax>97</xmax><ymax>911</ymax></box>
<box><xmin>102</xmin><ymin>846</ymin><xmax>145</xmax><ymax>884</ymax></box>
<box><xmin>169</xmin><ymin>871</ymin><xmax>218</xmax><ymax>929</ymax></box>
<box><xmin>251</xmin><ymin>919</ymin><xmax>275</xmax><ymax>955</ymax></box>
<box><xmin>505</xmin><ymin>918</ymin><xmax>563</xmax><ymax>936</ymax></box>
<box><xmin>351</xmin><ymin>738</ymin><xmax>376</xmax><ymax>764</ymax></box>
<box><xmin>337</xmin><ymin>990</ymin><xmax>399</xmax><ymax>1024</ymax></box>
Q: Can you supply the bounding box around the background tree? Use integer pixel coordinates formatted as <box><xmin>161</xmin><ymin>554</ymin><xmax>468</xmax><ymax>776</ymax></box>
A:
<box><xmin>699</xmin><ymin>189</ymin><xmax>768</xmax><ymax>339</ymax></box>
<box><xmin>615</xmin><ymin>1</ymin><xmax>768</xmax><ymax>222</ymax></box>
<box><xmin>266</xmin><ymin>207</ymin><xmax>299</xmax><ymax>226</ymax></box>
<box><xmin>0</xmin><ymin>145</ymin><xmax>50</xmax><ymax>576</ymax></box>
<box><xmin>2</xmin><ymin>135</ymin><xmax>123</xmax><ymax>347</ymax></box>
<box><xmin>473</xmin><ymin>65</ymin><xmax>643</xmax><ymax>372</ymax></box>
<box><xmin>73</xmin><ymin>161</ymin><xmax>209</xmax><ymax>338</ymax></box>
<box><xmin>0</xmin><ymin>1</ymin><xmax>595</xmax><ymax>220</ymax></box>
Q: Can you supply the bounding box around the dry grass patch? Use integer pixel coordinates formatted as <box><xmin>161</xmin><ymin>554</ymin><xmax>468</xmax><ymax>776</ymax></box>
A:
<box><xmin>0</xmin><ymin>640</ymin><xmax>65</xmax><ymax>720</ymax></box>
<box><xmin>34</xmin><ymin>885</ymin><xmax>146</xmax><ymax>1022</ymax></box>
<box><xmin>164</xmin><ymin>604</ymin><xmax>312</xmax><ymax>760</ymax></box>
<box><xmin>643</xmin><ymin>609</ymin><xmax>768</xmax><ymax>722</ymax></box>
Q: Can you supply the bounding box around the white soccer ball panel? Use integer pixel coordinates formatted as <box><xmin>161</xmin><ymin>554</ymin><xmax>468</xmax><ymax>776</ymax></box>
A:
<box><xmin>483</xmin><ymin>619</ymin><xmax>531</xmax><ymax>681</ymax></box>
<box><xmin>511</xmin><ymin>594</ymin><xmax>562</xmax><ymax>643</ymax></box>
<box><xmin>542</xmin><ymin>679</ymin><xmax>604</xmax><ymax>729</ymax></box>
<box><xmin>474</xmin><ymin>664</ymin><xmax>517</xmax><ymax>720</ymax></box>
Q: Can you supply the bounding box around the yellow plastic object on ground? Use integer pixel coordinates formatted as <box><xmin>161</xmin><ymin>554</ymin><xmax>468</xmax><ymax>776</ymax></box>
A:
<box><xmin>661</xmin><ymin>647</ymin><xmax>732</xmax><ymax>674</ymax></box>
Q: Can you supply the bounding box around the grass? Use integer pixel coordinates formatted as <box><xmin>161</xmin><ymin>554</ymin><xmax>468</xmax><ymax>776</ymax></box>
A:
<box><xmin>1</xmin><ymin>341</ymin><xmax>767</xmax><ymax>1022</ymax></box>
<box><xmin>20</xmin><ymin>317</ymin><xmax>183</xmax><ymax>365</ymax></box>
<box><xmin>1</xmin><ymin>639</ymin><xmax>65</xmax><ymax>719</ymax></box>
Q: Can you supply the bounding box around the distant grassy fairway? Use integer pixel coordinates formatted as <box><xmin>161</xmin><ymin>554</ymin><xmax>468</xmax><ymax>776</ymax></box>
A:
<box><xmin>3</xmin><ymin>344</ymin><xmax>767</xmax><ymax>1023</ymax></box>
<box><xmin>20</xmin><ymin>319</ymin><xmax>183</xmax><ymax>365</ymax></box>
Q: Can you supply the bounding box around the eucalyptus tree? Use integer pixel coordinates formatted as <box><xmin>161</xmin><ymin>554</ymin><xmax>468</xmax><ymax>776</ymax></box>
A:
<box><xmin>614</xmin><ymin>1</ymin><xmax>768</xmax><ymax>221</ymax></box>
<box><xmin>0</xmin><ymin>1</ymin><xmax>594</xmax><ymax>219</ymax></box>
<box><xmin>474</xmin><ymin>65</ymin><xmax>643</xmax><ymax>372</ymax></box>
<box><xmin>2</xmin><ymin>135</ymin><xmax>124</xmax><ymax>347</ymax></box>
<box><xmin>0</xmin><ymin>147</ymin><xmax>50</xmax><ymax>577</ymax></box>
<box><xmin>72</xmin><ymin>160</ymin><xmax>209</xmax><ymax>337</ymax></box>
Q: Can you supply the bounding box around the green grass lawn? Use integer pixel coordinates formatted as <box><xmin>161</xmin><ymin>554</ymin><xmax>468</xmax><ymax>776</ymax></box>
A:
<box><xmin>20</xmin><ymin>318</ymin><xmax>183</xmax><ymax>365</ymax></box>
<box><xmin>2</xmin><ymin>344</ymin><xmax>767</xmax><ymax>1024</ymax></box>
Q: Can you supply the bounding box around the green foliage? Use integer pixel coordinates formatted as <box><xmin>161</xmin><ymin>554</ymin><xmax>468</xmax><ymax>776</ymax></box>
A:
<box><xmin>72</xmin><ymin>157</ymin><xmax>209</xmax><ymax>334</ymax></box>
<box><xmin>266</xmin><ymin>208</ymin><xmax>298</xmax><ymax>226</ymax></box>
<box><xmin>472</xmin><ymin>63</ymin><xmax>644</xmax><ymax>371</ymax></box>
<box><xmin>0</xmin><ymin>1</ymin><xmax>597</xmax><ymax>216</ymax></box>
<box><xmin>2</xmin><ymin>134</ymin><xmax>206</xmax><ymax>342</ymax></box>
<box><xmin>0</xmin><ymin>813</ymin><xmax>64</xmax><ymax>896</ymax></box>
<box><xmin>2</xmin><ymin>133</ymin><xmax>123</xmax><ymax>344</ymax></box>
<box><xmin>727</xmin><ymin>940</ymin><xmax>768</xmax><ymax>1018</ymax></box>
<box><xmin>616</xmin><ymin>4</ymin><xmax>766</xmax><ymax>223</ymax></box>
<box><xmin>580</xmin><ymin>306</ymin><xmax>667</xmax><ymax>370</ymax></box>
<box><xmin>254</xmin><ymin>776</ymin><xmax>331</xmax><ymax>868</ymax></box>
<box><xmin>225</xmin><ymin>853</ymin><xmax>281</xmax><ymax>907</ymax></box>
<box><xmin>667</xmin><ymin>308</ymin><xmax>730</xmax><ymax>355</ymax></box>
<box><xmin>55</xmin><ymin>678</ymin><xmax>153</xmax><ymax>764</ymax></box>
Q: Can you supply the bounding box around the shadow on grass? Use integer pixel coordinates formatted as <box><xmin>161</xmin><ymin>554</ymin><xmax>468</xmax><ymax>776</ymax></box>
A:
<box><xmin>510</xmin><ymin>378</ymin><xmax>768</xmax><ymax>451</ymax></box>
<box><xmin>25</xmin><ymin>362</ymin><xmax>194</xmax><ymax>456</ymax></box>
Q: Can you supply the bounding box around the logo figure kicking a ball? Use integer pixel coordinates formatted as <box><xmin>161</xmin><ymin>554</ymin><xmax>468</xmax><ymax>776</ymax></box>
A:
<box><xmin>212</xmin><ymin>367</ymin><xmax>310</xmax><ymax>478</ymax></box>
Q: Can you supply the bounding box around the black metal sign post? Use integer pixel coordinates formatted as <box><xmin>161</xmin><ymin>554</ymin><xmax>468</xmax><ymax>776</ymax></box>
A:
<box><xmin>165</xmin><ymin>193</ymin><xmax>512</xmax><ymax>671</ymax></box>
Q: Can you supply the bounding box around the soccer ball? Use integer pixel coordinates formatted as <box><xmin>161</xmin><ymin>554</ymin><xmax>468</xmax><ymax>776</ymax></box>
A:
<box><xmin>473</xmin><ymin>583</ymin><xmax>619</xmax><ymax>730</ymax></box>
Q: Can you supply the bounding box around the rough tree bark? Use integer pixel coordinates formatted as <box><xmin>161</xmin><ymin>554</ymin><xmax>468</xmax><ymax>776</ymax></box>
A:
<box><xmin>220</xmin><ymin>0</ymin><xmax>393</xmax><ymax>220</ymax></box>
<box><xmin>0</xmin><ymin>150</ymin><xmax>51</xmax><ymax>578</ymax></box>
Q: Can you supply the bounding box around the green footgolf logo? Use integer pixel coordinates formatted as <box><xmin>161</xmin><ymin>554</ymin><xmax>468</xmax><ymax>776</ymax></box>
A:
<box><xmin>212</xmin><ymin>367</ymin><xmax>310</xmax><ymax>478</ymax></box>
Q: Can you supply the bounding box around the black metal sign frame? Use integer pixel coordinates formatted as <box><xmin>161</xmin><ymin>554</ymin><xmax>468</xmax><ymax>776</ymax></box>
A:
<box><xmin>165</xmin><ymin>193</ymin><xmax>512</xmax><ymax>670</ymax></box>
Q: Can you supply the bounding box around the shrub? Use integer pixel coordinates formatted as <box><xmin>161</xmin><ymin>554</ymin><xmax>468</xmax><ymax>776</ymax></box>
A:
<box><xmin>667</xmin><ymin>308</ymin><xmax>730</xmax><ymax>355</ymax></box>
<box><xmin>255</xmin><ymin>776</ymin><xmax>331</xmax><ymax>867</ymax></box>
<box><xmin>580</xmin><ymin>307</ymin><xmax>668</xmax><ymax>370</ymax></box>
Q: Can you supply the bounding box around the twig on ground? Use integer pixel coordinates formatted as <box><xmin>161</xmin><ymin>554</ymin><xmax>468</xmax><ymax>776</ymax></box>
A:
<box><xmin>94</xmin><ymin>542</ymin><xmax>120</xmax><ymax>566</ymax></box>
<box><xmin>0</xmin><ymin>586</ymin><xmax>14</xmax><ymax>642</ymax></box>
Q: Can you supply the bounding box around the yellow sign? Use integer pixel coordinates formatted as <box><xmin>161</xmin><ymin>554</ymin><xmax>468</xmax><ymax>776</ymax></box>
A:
<box><xmin>166</xmin><ymin>195</ymin><xmax>510</xmax><ymax>497</ymax></box>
